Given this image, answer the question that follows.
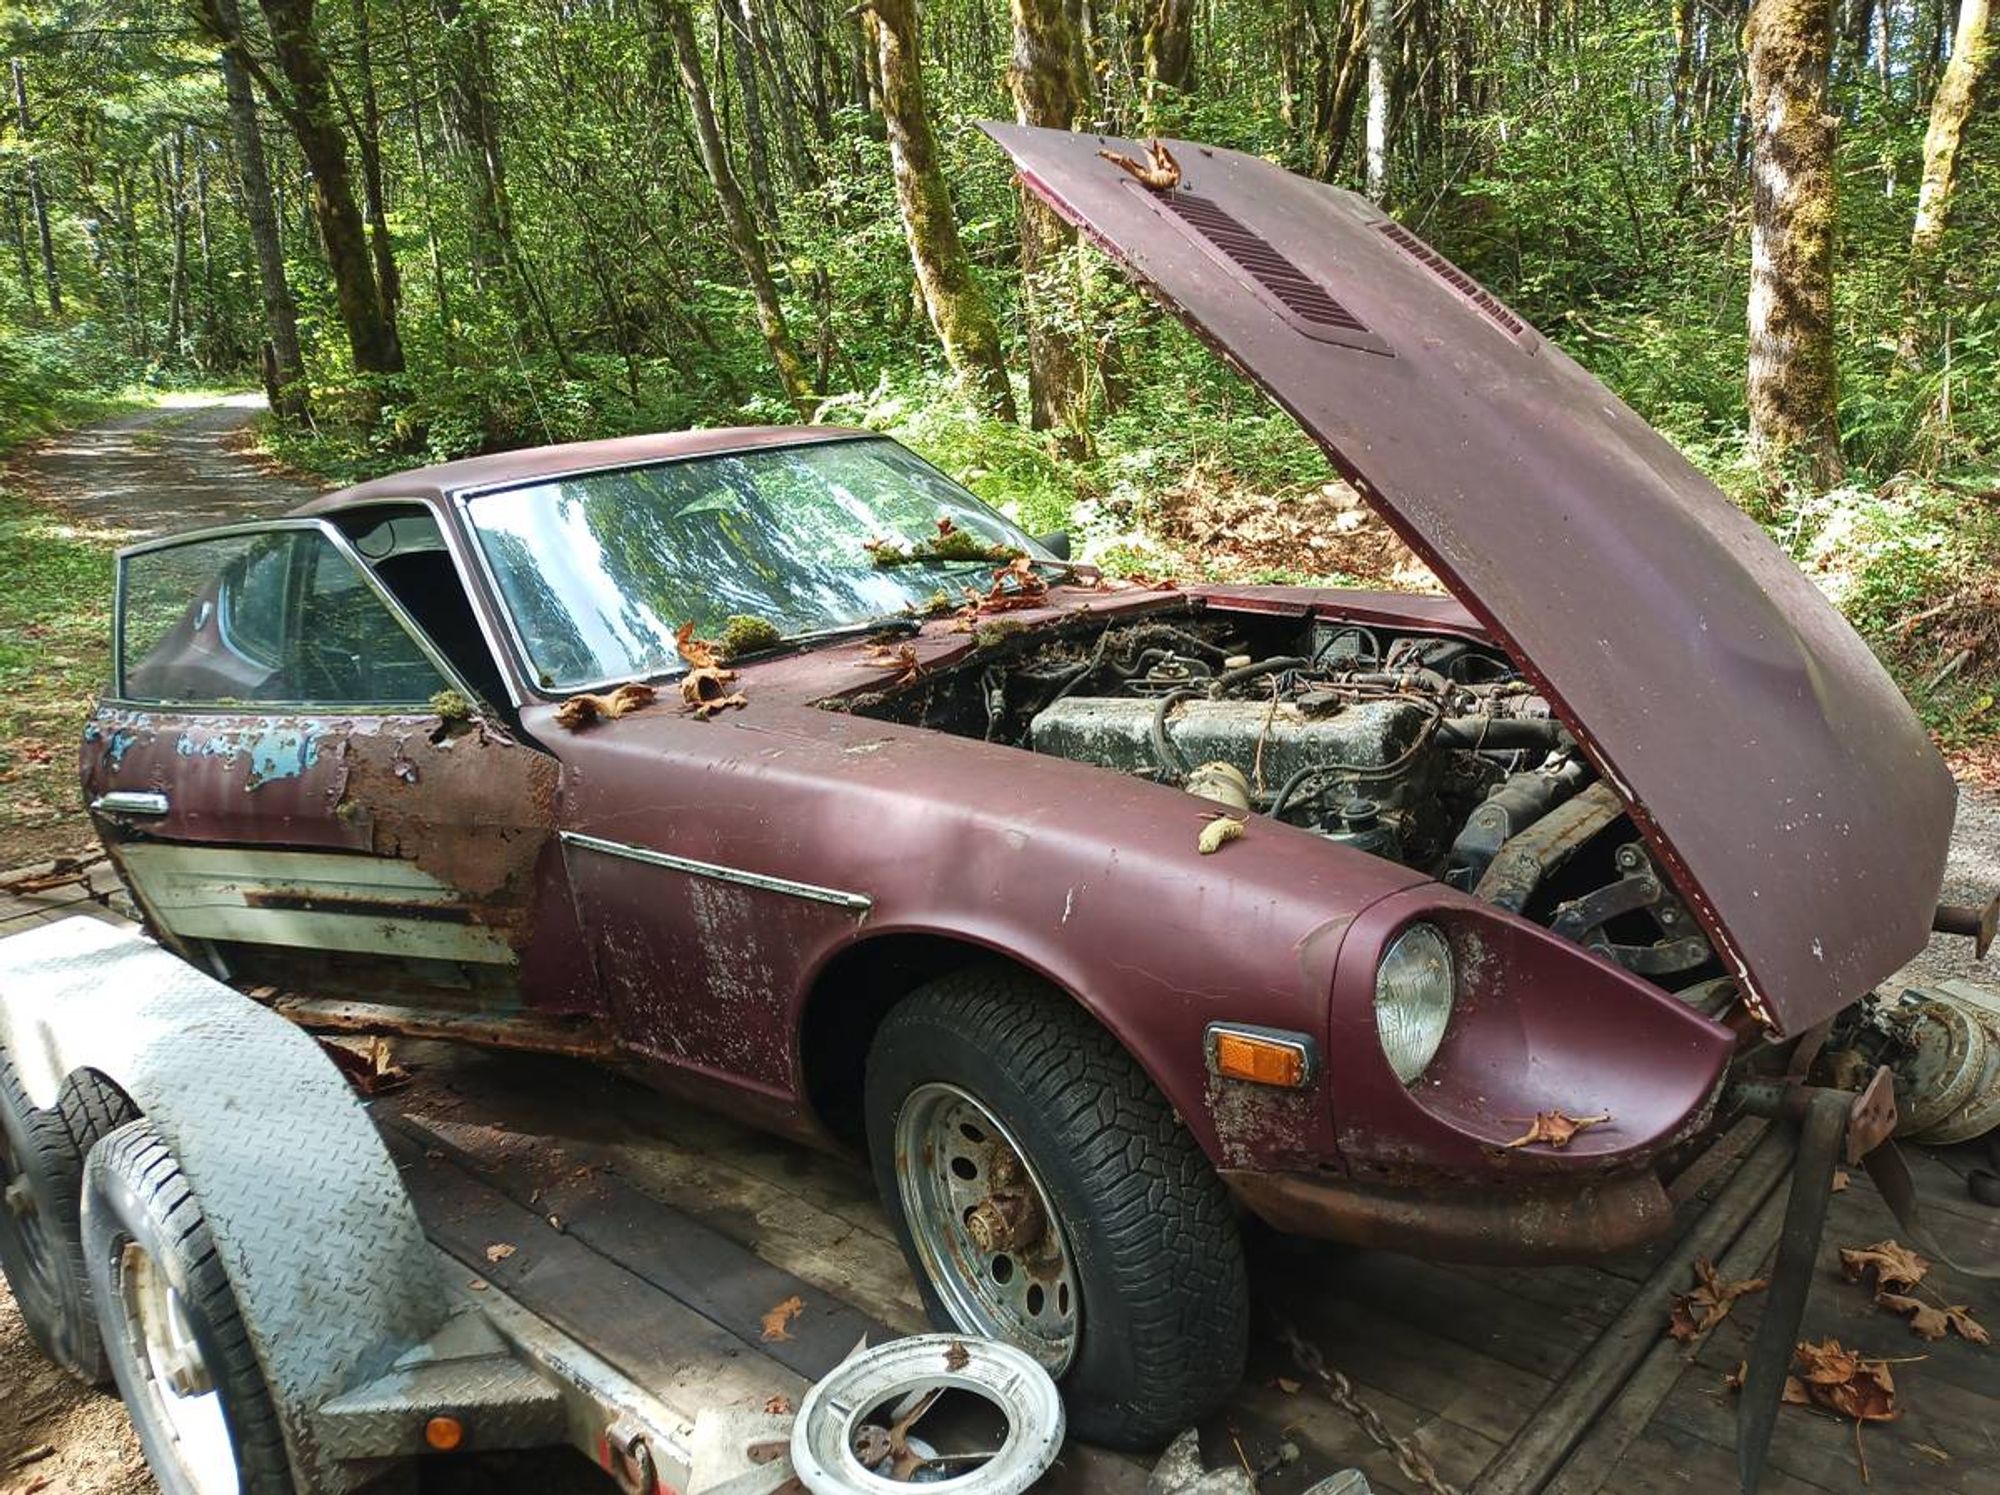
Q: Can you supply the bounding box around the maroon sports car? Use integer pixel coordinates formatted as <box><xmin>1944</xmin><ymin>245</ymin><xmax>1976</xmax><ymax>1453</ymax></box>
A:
<box><xmin>79</xmin><ymin>126</ymin><xmax>1960</xmax><ymax>1445</ymax></box>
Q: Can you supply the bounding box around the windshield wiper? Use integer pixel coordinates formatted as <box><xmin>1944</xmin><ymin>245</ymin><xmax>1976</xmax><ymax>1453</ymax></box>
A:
<box><xmin>778</xmin><ymin>615</ymin><xmax>924</xmax><ymax>649</ymax></box>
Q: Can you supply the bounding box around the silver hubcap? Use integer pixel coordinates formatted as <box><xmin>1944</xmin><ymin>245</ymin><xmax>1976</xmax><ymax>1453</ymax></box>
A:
<box><xmin>893</xmin><ymin>1083</ymin><xmax>1079</xmax><ymax>1374</ymax></box>
<box><xmin>123</xmin><ymin>1243</ymin><xmax>239</xmax><ymax>1495</ymax></box>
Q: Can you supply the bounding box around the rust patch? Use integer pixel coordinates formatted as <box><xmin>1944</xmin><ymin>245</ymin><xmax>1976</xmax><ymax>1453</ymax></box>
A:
<box><xmin>336</xmin><ymin>723</ymin><xmax>559</xmax><ymax>946</ymax></box>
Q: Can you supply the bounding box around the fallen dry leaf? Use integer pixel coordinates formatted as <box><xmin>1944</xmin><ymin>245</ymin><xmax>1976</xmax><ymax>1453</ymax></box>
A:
<box><xmin>1840</xmin><ymin>1239</ymin><xmax>1930</xmax><ymax>1294</ymax></box>
<box><xmin>675</xmin><ymin>621</ymin><xmax>721</xmax><ymax>669</ymax></box>
<box><xmin>676</xmin><ymin>633</ymin><xmax>745</xmax><ymax>718</ymax></box>
<box><xmin>1098</xmin><ymin>138</ymin><xmax>1183</xmax><ymax>190</ymax></box>
<box><xmin>1273</xmin><ymin>1377</ymin><xmax>1302</xmax><ymax>1394</ymax></box>
<box><xmin>857</xmin><ymin>642</ymin><xmax>922</xmax><ymax>686</ymax></box>
<box><xmin>1794</xmin><ymin>1337</ymin><xmax>1902</xmax><ymax>1423</ymax></box>
<box><xmin>484</xmin><ymin>1243</ymin><xmax>516</xmax><ymax>1264</ymax></box>
<box><xmin>1197</xmin><ymin>815</ymin><xmax>1245</xmax><ymax>854</ymax></box>
<box><xmin>1668</xmin><ymin>1256</ymin><xmax>1769</xmax><ymax>1341</ymax></box>
<box><xmin>318</xmin><ymin>1035</ymin><xmax>410</xmax><ymax>1095</ymax></box>
<box><xmin>555</xmin><ymin>680</ymin><xmax>658</xmax><ymax>729</ymax></box>
<box><xmin>1502</xmin><ymin>1109</ymin><xmax>1611</xmax><ymax>1150</ymax></box>
<box><xmin>962</xmin><ymin>556</ymin><xmax>1051</xmax><ymax>616</ymax></box>
<box><xmin>1878</xmin><ymin>1292</ymin><xmax>1991</xmax><ymax>1345</ymax></box>
<box><xmin>763</xmin><ymin>1395</ymin><xmax>793</xmax><ymax>1416</ymax></box>
<box><xmin>760</xmin><ymin>1295</ymin><xmax>804</xmax><ymax>1341</ymax></box>
<box><xmin>944</xmin><ymin>1340</ymin><xmax>970</xmax><ymax>1372</ymax></box>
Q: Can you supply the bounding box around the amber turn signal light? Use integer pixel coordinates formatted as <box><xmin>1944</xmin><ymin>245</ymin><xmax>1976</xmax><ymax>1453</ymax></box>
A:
<box><xmin>1207</xmin><ymin>1025</ymin><xmax>1315</xmax><ymax>1088</ymax></box>
<box><xmin>425</xmin><ymin>1416</ymin><xmax>466</xmax><ymax>1452</ymax></box>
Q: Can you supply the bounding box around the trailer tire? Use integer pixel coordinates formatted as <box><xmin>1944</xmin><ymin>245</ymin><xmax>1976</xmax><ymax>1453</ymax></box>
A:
<box><xmin>864</xmin><ymin>965</ymin><xmax>1247</xmax><ymax>1449</ymax></box>
<box><xmin>83</xmin><ymin>1119</ymin><xmax>295</xmax><ymax>1495</ymax></box>
<box><xmin>0</xmin><ymin>1052</ymin><xmax>134</xmax><ymax>1382</ymax></box>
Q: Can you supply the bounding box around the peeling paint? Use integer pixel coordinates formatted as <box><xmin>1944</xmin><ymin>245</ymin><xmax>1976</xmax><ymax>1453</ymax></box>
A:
<box><xmin>171</xmin><ymin>723</ymin><xmax>322</xmax><ymax>790</ymax></box>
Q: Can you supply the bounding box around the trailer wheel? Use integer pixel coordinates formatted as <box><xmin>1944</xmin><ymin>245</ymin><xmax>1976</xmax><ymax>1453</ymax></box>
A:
<box><xmin>83</xmin><ymin>1120</ymin><xmax>294</xmax><ymax>1495</ymax></box>
<box><xmin>864</xmin><ymin>965</ymin><xmax>1247</xmax><ymax>1449</ymax></box>
<box><xmin>0</xmin><ymin>1052</ymin><xmax>133</xmax><ymax>1382</ymax></box>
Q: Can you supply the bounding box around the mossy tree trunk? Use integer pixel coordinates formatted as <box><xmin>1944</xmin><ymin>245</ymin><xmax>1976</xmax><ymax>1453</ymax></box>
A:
<box><xmin>1364</xmin><ymin>0</ymin><xmax>1392</xmax><ymax>199</ymax></box>
<box><xmin>661</xmin><ymin>0</ymin><xmax>816</xmax><ymax>417</ymax></box>
<box><xmin>863</xmin><ymin>0</ymin><xmax>1018</xmax><ymax>421</ymax></box>
<box><xmin>10</xmin><ymin>61</ymin><xmax>61</xmax><ymax>317</ymax></box>
<box><xmin>1744</xmin><ymin>0</ymin><xmax>1843</xmax><ymax>487</ymax></box>
<box><xmin>253</xmin><ymin>0</ymin><xmax>406</xmax><ymax>378</ymax></box>
<box><xmin>1143</xmin><ymin>0</ymin><xmax>1194</xmax><ymax>102</ymax></box>
<box><xmin>1900</xmin><ymin>0</ymin><xmax>1991</xmax><ymax>362</ymax></box>
<box><xmin>207</xmin><ymin>0</ymin><xmax>308</xmax><ymax>415</ymax></box>
<box><xmin>1010</xmin><ymin>0</ymin><xmax>1090</xmax><ymax>452</ymax></box>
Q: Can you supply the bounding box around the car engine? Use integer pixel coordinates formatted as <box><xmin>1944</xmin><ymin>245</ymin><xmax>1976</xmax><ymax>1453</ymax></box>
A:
<box><xmin>841</xmin><ymin>610</ymin><xmax>1723</xmax><ymax>997</ymax></box>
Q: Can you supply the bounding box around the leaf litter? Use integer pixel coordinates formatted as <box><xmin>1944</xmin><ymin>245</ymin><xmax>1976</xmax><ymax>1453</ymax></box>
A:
<box><xmin>1667</xmin><ymin>1255</ymin><xmax>1768</xmax><ymax>1342</ymax></box>
<box><xmin>1501</xmin><ymin>1109</ymin><xmax>1611</xmax><ymax>1149</ymax></box>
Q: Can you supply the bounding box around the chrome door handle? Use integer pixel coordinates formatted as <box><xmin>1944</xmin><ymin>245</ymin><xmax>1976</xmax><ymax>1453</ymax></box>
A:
<box><xmin>91</xmin><ymin>791</ymin><xmax>170</xmax><ymax>817</ymax></box>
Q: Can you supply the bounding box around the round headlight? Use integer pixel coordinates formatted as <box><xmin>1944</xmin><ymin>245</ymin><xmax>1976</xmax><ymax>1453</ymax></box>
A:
<box><xmin>1374</xmin><ymin>923</ymin><xmax>1455</xmax><ymax>1084</ymax></box>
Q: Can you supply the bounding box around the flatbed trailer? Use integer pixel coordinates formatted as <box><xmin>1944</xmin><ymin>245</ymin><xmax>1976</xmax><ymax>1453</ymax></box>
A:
<box><xmin>2</xmin><ymin>873</ymin><xmax>1997</xmax><ymax>1495</ymax></box>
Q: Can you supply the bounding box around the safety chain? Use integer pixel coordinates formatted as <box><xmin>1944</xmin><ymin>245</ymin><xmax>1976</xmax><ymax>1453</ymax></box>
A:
<box><xmin>1281</xmin><ymin>1323</ymin><xmax>1463</xmax><ymax>1495</ymax></box>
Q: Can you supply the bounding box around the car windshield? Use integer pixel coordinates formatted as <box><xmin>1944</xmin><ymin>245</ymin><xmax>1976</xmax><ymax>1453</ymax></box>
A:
<box><xmin>464</xmin><ymin>436</ymin><xmax>1053</xmax><ymax>691</ymax></box>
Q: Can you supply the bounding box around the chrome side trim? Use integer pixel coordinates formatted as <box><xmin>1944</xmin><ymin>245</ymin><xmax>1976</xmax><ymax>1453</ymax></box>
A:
<box><xmin>91</xmin><ymin>790</ymin><xmax>170</xmax><ymax>817</ymax></box>
<box><xmin>558</xmin><ymin>831</ymin><xmax>873</xmax><ymax>912</ymax></box>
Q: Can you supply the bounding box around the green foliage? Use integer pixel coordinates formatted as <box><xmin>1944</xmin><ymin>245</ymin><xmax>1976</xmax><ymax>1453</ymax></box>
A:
<box><xmin>2</xmin><ymin>0</ymin><xmax>1994</xmax><ymax>762</ymax></box>
<box><xmin>0</xmin><ymin>486</ymin><xmax>118</xmax><ymax>857</ymax></box>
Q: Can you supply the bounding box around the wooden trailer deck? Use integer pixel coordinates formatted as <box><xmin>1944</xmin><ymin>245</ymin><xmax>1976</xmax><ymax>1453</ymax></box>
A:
<box><xmin>5</xmin><ymin>861</ymin><xmax>1998</xmax><ymax>1495</ymax></box>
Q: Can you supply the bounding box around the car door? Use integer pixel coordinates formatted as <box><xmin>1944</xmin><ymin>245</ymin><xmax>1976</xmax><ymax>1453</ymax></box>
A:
<box><xmin>82</xmin><ymin>518</ymin><xmax>564</xmax><ymax>1010</ymax></box>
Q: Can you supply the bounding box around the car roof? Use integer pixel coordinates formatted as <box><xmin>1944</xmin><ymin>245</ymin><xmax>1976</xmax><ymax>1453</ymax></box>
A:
<box><xmin>289</xmin><ymin>425</ymin><xmax>874</xmax><ymax>516</ymax></box>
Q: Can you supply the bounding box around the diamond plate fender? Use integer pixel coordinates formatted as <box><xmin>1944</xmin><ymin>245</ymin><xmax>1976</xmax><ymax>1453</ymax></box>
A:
<box><xmin>0</xmin><ymin>916</ymin><xmax>450</xmax><ymax>1494</ymax></box>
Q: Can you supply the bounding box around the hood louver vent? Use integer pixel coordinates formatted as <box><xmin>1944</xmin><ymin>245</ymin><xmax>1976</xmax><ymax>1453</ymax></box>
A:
<box><xmin>1144</xmin><ymin>188</ymin><xmax>1390</xmax><ymax>356</ymax></box>
<box><xmin>1373</xmin><ymin>221</ymin><xmax>1534</xmax><ymax>346</ymax></box>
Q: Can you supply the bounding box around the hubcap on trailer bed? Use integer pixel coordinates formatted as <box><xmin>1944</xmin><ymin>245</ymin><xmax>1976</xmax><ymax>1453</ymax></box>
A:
<box><xmin>122</xmin><ymin>1242</ymin><xmax>239</xmax><ymax>1495</ymax></box>
<box><xmin>893</xmin><ymin>1083</ymin><xmax>1079</xmax><ymax>1375</ymax></box>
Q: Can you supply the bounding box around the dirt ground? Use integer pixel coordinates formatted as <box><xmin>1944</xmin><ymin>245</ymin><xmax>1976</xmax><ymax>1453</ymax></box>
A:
<box><xmin>0</xmin><ymin>1285</ymin><xmax>150</xmax><ymax>1494</ymax></box>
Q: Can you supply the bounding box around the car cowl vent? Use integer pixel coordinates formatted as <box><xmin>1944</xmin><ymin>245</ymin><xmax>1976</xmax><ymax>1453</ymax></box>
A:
<box><xmin>1137</xmin><ymin>186</ymin><xmax>1391</xmax><ymax>356</ymax></box>
<box><xmin>1372</xmin><ymin>221</ymin><xmax>1536</xmax><ymax>347</ymax></box>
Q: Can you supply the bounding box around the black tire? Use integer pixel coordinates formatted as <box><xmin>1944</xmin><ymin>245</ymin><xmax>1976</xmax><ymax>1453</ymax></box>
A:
<box><xmin>83</xmin><ymin>1119</ymin><xmax>294</xmax><ymax>1495</ymax></box>
<box><xmin>0</xmin><ymin>1051</ymin><xmax>134</xmax><ymax>1382</ymax></box>
<box><xmin>864</xmin><ymin>965</ymin><xmax>1248</xmax><ymax>1448</ymax></box>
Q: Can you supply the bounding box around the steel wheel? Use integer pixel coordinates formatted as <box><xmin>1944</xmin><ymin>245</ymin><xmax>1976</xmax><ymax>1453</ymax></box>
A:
<box><xmin>0</xmin><ymin>1133</ymin><xmax>57</xmax><ymax>1305</ymax></box>
<box><xmin>117</xmin><ymin>1242</ymin><xmax>240</xmax><ymax>1495</ymax></box>
<box><xmin>893</xmin><ymin>1082</ymin><xmax>1080</xmax><ymax>1374</ymax></box>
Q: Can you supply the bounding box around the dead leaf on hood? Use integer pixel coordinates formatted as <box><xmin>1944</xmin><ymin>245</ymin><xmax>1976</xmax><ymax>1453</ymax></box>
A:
<box><xmin>1840</xmin><ymin>1239</ymin><xmax>1930</xmax><ymax>1294</ymax></box>
<box><xmin>675</xmin><ymin>621</ymin><xmax>721</xmax><ymax>669</ymax></box>
<box><xmin>858</xmin><ymin>642</ymin><xmax>922</xmax><ymax>686</ymax></box>
<box><xmin>1502</xmin><ymin>1110</ymin><xmax>1611</xmax><ymax>1149</ymax></box>
<box><xmin>1668</xmin><ymin>1255</ymin><xmax>1769</xmax><ymax>1341</ymax></box>
<box><xmin>1878</xmin><ymin>1292</ymin><xmax>1991</xmax><ymax>1345</ymax></box>
<box><xmin>555</xmin><ymin>681</ymin><xmax>658</xmax><ymax>730</ymax></box>
<box><xmin>962</xmin><ymin>556</ymin><xmax>1050</xmax><ymax>616</ymax></box>
<box><xmin>1197</xmin><ymin>815</ymin><xmax>1245</xmax><ymax>854</ymax></box>
<box><xmin>1097</xmin><ymin>138</ymin><xmax>1182</xmax><ymax>191</ymax></box>
<box><xmin>760</xmin><ymin>1295</ymin><xmax>804</xmax><ymax>1341</ymax></box>
<box><xmin>484</xmin><ymin>1242</ymin><xmax>516</xmax><ymax>1264</ymax></box>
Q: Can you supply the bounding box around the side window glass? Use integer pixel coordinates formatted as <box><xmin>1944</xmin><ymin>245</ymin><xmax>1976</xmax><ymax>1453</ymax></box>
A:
<box><xmin>121</xmin><ymin>528</ymin><xmax>451</xmax><ymax>707</ymax></box>
<box><xmin>294</xmin><ymin>537</ymin><xmax>451</xmax><ymax>704</ymax></box>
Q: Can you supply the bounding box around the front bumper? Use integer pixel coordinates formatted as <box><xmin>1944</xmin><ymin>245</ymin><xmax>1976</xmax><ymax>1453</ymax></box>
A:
<box><xmin>1218</xmin><ymin>1165</ymin><xmax>1676</xmax><ymax>1263</ymax></box>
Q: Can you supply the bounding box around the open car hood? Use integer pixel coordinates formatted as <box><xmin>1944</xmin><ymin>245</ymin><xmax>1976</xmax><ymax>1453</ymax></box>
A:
<box><xmin>983</xmin><ymin>122</ymin><xmax>1955</xmax><ymax>1035</ymax></box>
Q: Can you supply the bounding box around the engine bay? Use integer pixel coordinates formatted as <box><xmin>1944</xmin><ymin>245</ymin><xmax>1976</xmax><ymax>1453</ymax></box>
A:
<box><xmin>842</xmin><ymin>607</ymin><xmax>1731</xmax><ymax>1008</ymax></box>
